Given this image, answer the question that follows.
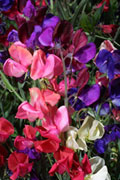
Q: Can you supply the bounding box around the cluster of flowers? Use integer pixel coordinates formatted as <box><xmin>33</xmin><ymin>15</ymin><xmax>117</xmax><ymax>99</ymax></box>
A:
<box><xmin>0</xmin><ymin>0</ymin><xmax>120</xmax><ymax>180</ymax></box>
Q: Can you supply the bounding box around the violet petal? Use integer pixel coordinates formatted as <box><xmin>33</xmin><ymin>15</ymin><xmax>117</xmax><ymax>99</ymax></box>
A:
<box><xmin>74</xmin><ymin>42</ymin><xmax>96</xmax><ymax>63</ymax></box>
<box><xmin>38</xmin><ymin>27</ymin><xmax>54</xmax><ymax>47</ymax></box>
<box><xmin>78</xmin><ymin>84</ymin><xmax>100</xmax><ymax>106</ymax></box>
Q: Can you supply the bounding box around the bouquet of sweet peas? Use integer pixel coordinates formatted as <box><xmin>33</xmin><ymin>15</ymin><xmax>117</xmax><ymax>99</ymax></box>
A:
<box><xmin>0</xmin><ymin>0</ymin><xmax>120</xmax><ymax>179</ymax></box>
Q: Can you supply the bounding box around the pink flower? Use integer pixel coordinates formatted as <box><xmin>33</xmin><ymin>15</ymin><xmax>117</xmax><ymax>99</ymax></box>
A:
<box><xmin>14</xmin><ymin>136</ymin><xmax>34</xmax><ymax>150</ymax></box>
<box><xmin>16</xmin><ymin>87</ymin><xmax>60</xmax><ymax>122</ymax></box>
<box><xmin>30</xmin><ymin>49</ymin><xmax>63</xmax><ymax>80</ymax></box>
<box><xmin>3</xmin><ymin>41</ymin><xmax>33</xmax><ymax>77</ymax></box>
<box><xmin>42</xmin><ymin>106</ymin><xmax>70</xmax><ymax>135</ymax></box>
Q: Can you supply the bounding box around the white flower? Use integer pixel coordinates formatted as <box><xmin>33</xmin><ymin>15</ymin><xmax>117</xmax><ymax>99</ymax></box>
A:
<box><xmin>85</xmin><ymin>156</ymin><xmax>111</xmax><ymax>180</ymax></box>
<box><xmin>66</xmin><ymin>116</ymin><xmax>104</xmax><ymax>151</ymax></box>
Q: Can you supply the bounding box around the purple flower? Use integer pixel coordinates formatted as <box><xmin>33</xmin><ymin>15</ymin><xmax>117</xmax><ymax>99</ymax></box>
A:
<box><xmin>109</xmin><ymin>78</ymin><xmax>120</xmax><ymax>107</ymax></box>
<box><xmin>26</xmin><ymin>25</ymin><xmax>42</xmax><ymax>49</ymax></box>
<box><xmin>18</xmin><ymin>148</ymin><xmax>41</xmax><ymax>160</ymax></box>
<box><xmin>68</xmin><ymin>84</ymin><xmax>100</xmax><ymax>111</ymax></box>
<box><xmin>7</xmin><ymin>29</ymin><xmax>19</xmax><ymax>42</ymax></box>
<box><xmin>0</xmin><ymin>0</ymin><xmax>14</xmax><ymax>11</ymax></box>
<box><xmin>96</xmin><ymin>49</ymin><xmax>120</xmax><ymax>80</ymax></box>
<box><xmin>26</xmin><ymin>14</ymin><xmax>60</xmax><ymax>49</ymax></box>
<box><xmin>38</xmin><ymin>14</ymin><xmax>59</xmax><ymax>47</ymax></box>
<box><xmin>68</xmin><ymin>88</ymin><xmax>85</xmax><ymax>111</ymax></box>
<box><xmin>23</xmin><ymin>0</ymin><xmax>36</xmax><ymax>18</ymax></box>
<box><xmin>78</xmin><ymin>84</ymin><xmax>100</xmax><ymax>106</ymax></box>
<box><xmin>74</xmin><ymin>42</ymin><xmax>96</xmax><ymax>63</ymax></box>
<box><xmin>95</xmin><ymin>124</ymin><xmax>120</xmax><ymax>154</ymax></box>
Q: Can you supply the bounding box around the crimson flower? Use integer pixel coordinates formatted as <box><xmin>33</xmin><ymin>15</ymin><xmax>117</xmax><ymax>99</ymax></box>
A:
<box><xmin>8</xmin><ymin>151</ymin><xmax>33</xmax><ymax>180</ymax></box>
<box><xmin>0</xmin><ymin>117</ymin><xmax>14</xmax><ymax>143</ymax></box>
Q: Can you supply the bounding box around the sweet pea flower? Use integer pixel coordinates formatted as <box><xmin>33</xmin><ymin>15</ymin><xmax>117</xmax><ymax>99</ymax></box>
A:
<box><xmin>85</xmin><ymin>156</ymin><xmax>111</xmax><ymax>180</ymax></box>
<box><xmin>16</xmin><ymin>87</ymin><xmax>60</xmax><ymax>122</ymax></box>
<box><xmin>96</xmin><ymin>48</ymin><xmax>120</xmax><ymax>80</ymax></box>
<box><xmin>99</xmin><ymin>40</ymin><xmax>116</xmax><ymax>53</ymax></box>
<box><xmin>3</xmin><ymin>41</ymin><xmax>33</xmax><ymax>77</ymax></box>
<box><xmin>0</xmin><ymin>117</ymin><xmax>14</xmax><ymax>143</ymax></box>
<box><xmin>30</xmin><ymin>49</ymin><xmax>63</xmax><ymax>80</ymax></box>
<box><xmin>49</xmin><ymin>147</ymin><xmax>91</xmax><ymax>180</ymax></box>
<box><xmin>34</xmin><ymin>126</ymin><xmax>61</xmax><ymax>153</ymax></box>
<box><xmin>66</xmin><ymin>116</ymin><xmax>104</xmax><ymax>151</ymax></box>
<box><xmin>42</xmin><ymin>105</ymin><xmax>70</xmax><ymax>135</ymax></box>
<box><xmin>8</xmin><ymin>151</ymin><xmax>33</xmax><ymax>180</ymax></box>
<box><xmin>68</xmin><ymin>84</ymin><xmax>100</xmax><ymax>111</ymax></box>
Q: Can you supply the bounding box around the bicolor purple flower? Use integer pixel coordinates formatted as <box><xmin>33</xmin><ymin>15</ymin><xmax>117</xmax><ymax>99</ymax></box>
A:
<box><xmin>26</xmin><ymin>14</ymin><xmax>60</xmax><ymax>49</ymax></box>
<box><xmin>68</xmin><ymin>84</ymin><xmax>100</xmax><ymax>111</ymax></box>
<box><xmin>74</xmin><ymin>42</ymin><xmax>96</xmax><ymax>63</ymax></box>
<box><xmin>0</xmin><ymin>0</ymin><xmax>14</xmax><ymax>11</ymax></box>
<box><xmin>95</xmin><ymin>124</ymin><xmax>120</xmax><ymax>154</ymax></box>
<box><xmin>96</xmin><ymin>49</ymin><xmax>120</xmax><ymax>80</ymax></box>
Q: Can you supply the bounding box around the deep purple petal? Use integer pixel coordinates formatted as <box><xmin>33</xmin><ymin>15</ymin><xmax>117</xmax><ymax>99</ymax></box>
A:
<box><xmin>110</xmin><ymin>78</ymin><xmax>120</xmax><ymax>107</ymax></box>
<box><xmin>74</xmin><ymin>42</ymin><xmax>96</xmax><ymax>63</ymax></box>
<box><xmin>94</xmin><ymin>139</ymin><xmax>106</xmax><ymax>154</ymax></box>
<box><xmin>107</xmin><ymin>55</ymin><xmax>114</xmax><ymax>79</ymax></box>
<box><xmin>78</xmin><ymin>84</ymin><xmax>100</xmax><ymax>106</ymax></box>
<box><xmin>38</xmin><ymin>27</ymin><xmax>54</xmax><ymax>47</ymax></box>
<box><xmin>112</xmin><ymin>50</ymin><xmax>120</xmax><ymax>63</ymax></box>
<box><xmin>114</xmin><ymin>63</ymin><xmax>120</xmax><ymax>74</ymax></box>
<box><xmin>96</xmin><ymin>49</ymin><xmax>111</xmax><ymax>72</ymax></box>
<box><xmin>26</xmin><ymin>25</ymin><xmax>42</xmax><ymax>49</ymax></box>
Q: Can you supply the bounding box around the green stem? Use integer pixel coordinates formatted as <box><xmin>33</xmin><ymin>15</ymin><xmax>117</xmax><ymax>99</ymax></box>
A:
<box><xmin>47</xmin><ymin>154</ymin><xmax>62</xmax><ymax>180</ymax></box>
<box><xmin>61</xmin><ymin>52</ymin><xmax>68</xmax><ymax>108</ymax></box>
<box><xmin>85</xmin><ymin>32</ymin><xmax>120</xmax><ymax>47</ymax></box>
<box><xmin>0</xmin><ymin>71</ymin><xmax>24</xmax><ymax>102</ymax></box>
<box><xmin>50</xmin><ymin>0</ymin><xmax>54</xmax><ymax>13</ymax></box>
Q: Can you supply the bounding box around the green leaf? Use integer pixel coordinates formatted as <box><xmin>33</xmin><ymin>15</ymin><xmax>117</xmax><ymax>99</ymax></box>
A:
<box><xmin>93</xmin><ymin>2</ymin><xmax>105</xmax><ymax>25</ymax></box>
<box><xmin>79</xmin><ymin>13</ymin><xmax>94</xmax><ymax>32</ymax></box>
<box><xmin>71</xmin><ymin>0</ymin><xmax>88</xmax><ymax>26</ymax></box>
<box><xmin>0</xmin><ymin>71</ymin><xmax>24</xmax><ymax>102</ymax></box>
